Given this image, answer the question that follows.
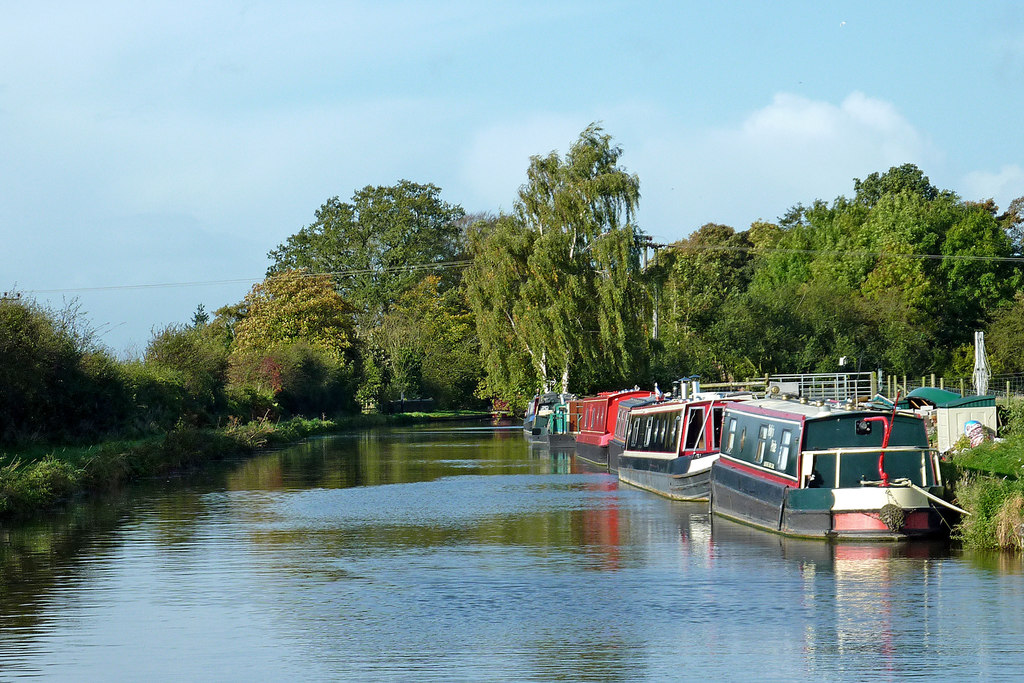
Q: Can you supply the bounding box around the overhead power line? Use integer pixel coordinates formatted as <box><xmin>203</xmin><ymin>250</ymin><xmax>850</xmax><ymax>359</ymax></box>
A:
<box><xmin>15</xmin><ymin>242</ymin><xmax>1024</xmax><ymax>297</ymax></box>
<box><xmin>20</xmin><ymin>260</ymin><xmax>476</xmax><ymax>296</ymax></box>
<box><xmin>650</xmin><ymin>243</ymin><xmax>1024</xmax><ymax>264</ymax></box>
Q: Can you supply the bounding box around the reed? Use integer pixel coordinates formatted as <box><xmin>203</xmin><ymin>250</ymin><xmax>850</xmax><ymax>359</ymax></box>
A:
<box><xmin>0</xmin><ymin>413</ymin><xmax>469</xmax><ymax>518</ymax></box>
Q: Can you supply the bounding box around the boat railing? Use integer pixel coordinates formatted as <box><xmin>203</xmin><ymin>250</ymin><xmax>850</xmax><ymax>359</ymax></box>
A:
<box><xmin>802</xmin><ymin>446</ymin><xmax>939</xmax><ymax>489</ymax></box>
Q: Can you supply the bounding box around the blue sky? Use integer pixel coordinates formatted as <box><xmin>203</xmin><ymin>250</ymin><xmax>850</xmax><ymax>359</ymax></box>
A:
<box><xmin>3</xmin><ymin>1</ymin><xmax>1024</xmax><ymax>354</ymax></box>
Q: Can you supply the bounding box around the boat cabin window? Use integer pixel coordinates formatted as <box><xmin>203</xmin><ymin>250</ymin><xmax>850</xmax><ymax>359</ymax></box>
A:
<box><xmin>725</xmin><ymin>417</ymin><xmax>738</xmax><ymax>453</ymax></box>
<box><xmin>755</xmin><ymin>424</ymin><xmax>769</xmax><ymax>464</ymax></box>
<box><xmin>777</xmin><ymin>429</ymin><xmax>792</xmax><ymax>471</ymax></box>
<box><xmin>684</xmin><ymin>408</ymin><xmax>707</xmax><ymax>451</ymax></box>
<box><xmin>643</xmin><ymin>416</ymin><xmax>653</xmax><ymax>447</ymax></box>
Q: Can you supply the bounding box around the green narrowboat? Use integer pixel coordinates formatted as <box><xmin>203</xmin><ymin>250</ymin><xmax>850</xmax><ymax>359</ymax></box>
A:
<box><xmin>710</xmin><ymin>398</ymin><xmax>950</xmax><ymax>540</ymax></box>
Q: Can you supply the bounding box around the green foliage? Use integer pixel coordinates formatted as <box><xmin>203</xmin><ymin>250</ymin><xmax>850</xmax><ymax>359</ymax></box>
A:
<box><xmin>267</xmin><ymin>180</ymin><xmax>465</xmax><ymax>324</ymax></box>
<box><xmin>951</xmin><ymin>451</ymin><xmax>1024</xmax><ymax>551</ymax></box>
<box><xmin>853</xmin><ymin>163</ymin><xmax>944</xmax><ymax>207</ymax></box>
<box><xmin>232</xmin><ymin>270</ymin><xmax>357</xmax><ymax>365</ymax></box>
<box><xmin>0</xmin><ymin>296</ymin><xmax>133</xmax><ymax>444</ymax></box>
<box><xmin>652</xmin><ymin>223</ymin><xmax>754</xmax><ymax>381</ymax></box>
<box><xmin>228</xmin><ymin>341</ymin><xmax>356</xmax><ymax>418</ymax></box>
<box><xmin>997</xmin><ymin>398</ymin><xmax>1024</xmax><ymax>438</ymax></box>
<box><xmin>392</xmin><ymin>276</ymin><xmax>482</xmax><ymax>408</ymax></box>
<box><xmin>466</xmin><ymin>123</ymin><xmax>649</xmax><ymax>400</ymax></box>
<box><xmin>145</xmin><ymin>323</ymin><xmax>230</xmax><ymax>425</ymax></box>
<box><xmin>985</xmin><ymin>293</ymin><xmax>1024</xmax><ymax>374</ymax></box>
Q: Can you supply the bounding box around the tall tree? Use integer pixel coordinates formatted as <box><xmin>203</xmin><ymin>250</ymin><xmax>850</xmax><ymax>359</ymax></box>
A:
<box><xmin>267</xmin><ymin>180</ymin><xmax>465</xmax><ymax>325</ymax></box>
<box><xmin>231</xmin><ymin>270</ymin><xmax>357</xmax><ymax>364</ymax></box>
<box><xmin>466</xmin><ymin>124</ymin><xmax>648</xmax><ymax>401</ymax></box>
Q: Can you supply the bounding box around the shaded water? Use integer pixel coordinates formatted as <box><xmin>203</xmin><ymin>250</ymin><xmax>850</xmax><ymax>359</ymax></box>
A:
<box><xmin>1</xmin><ymin>424</ymin><xmax>1023</xmax><ymax>681</ymax></box>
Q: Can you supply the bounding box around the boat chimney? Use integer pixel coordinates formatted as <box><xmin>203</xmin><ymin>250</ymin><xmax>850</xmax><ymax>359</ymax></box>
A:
<box><xmin>678</xmin><ymin>379</ymin><xmax>690</xmax><ymax>400</ymax></box>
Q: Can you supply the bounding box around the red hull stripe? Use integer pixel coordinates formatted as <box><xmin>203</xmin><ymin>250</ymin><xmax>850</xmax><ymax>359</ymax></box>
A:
<box><xmin>718</xmin><ymin>456</ymin><xmax>798</xmax><ymax>486</ymax></box>
<box><xmin>832</xmin><ymin>510</ymin><xmax>935</xmax><ymax>532</ymax></box>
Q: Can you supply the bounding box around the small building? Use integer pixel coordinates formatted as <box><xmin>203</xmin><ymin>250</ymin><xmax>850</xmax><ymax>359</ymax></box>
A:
<box><xmin>898</xmin><ymin>388</ymin><xmax>997</xmax><ymax>452</ymax></box>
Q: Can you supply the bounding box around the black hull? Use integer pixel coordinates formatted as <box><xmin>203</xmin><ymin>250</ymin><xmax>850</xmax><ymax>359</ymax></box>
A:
<box><xmin>574</xmin><ymin>441</ymin><xmax>609</xmax><ymax>470</ymax></box>
<box><xmin>607</xmin><ymin>440</ymin><xmax>625</xmax><ymax>474</ymax></box>
<box><xmin>617</xmin><ymin>454</ymin><xmax>715</xmax><ymax>501</ymax></box>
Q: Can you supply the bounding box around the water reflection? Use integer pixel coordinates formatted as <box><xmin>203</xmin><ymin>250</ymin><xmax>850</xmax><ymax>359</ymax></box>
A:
<box><xmin>1</xmin><ymin>425</ymin><xmax>1024</xmax><ymax>680</ymax></box>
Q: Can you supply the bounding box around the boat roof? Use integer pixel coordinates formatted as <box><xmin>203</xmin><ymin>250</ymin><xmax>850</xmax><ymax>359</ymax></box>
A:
<box><xmin>727</xmin><ymin>398</ymin><xmax>857</xmax><ymax>420</ymax></box>
<box><xmin>630</xmin><ymin>392</ymin><xmax>749</xmax><ymax>415</ymax></box>
<box><xmin>579</xmin><ymin>388</ymin><xmax>652</xmax><ymax>405</ymax></box>
<box><xmin>728</xmin><ymin>397</ymin><xmax>926</xmax><ymax>422</ymax></box>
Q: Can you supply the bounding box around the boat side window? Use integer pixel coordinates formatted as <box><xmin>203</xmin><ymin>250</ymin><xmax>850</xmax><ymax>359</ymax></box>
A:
<box><xmin>755</xmin><ymin>424</ymin><xmax>769</xmax><ymax>464</ymax></box>
<box><xmin>778</xmin><ymin>429</ymin><xmax>793</xmax><ymax>472</ymax></box>
<box><xmin>644</xmin><ymin>416</ymin><xmax>653</xmax><ymax>448</ymax></box>
<box><xmin>669</xmin><ymin>414</ymin><xmax>681</xmax><ymax>450</ymax></box>
<box><xmin>725</xmin><ymin>417</ymin><xmax>737</xmax><ymax>453</ymax></box>
<box><xmin>739</xmin><ymin>427</ymin><xmax>746</xmax><ymax>454</ymax></box>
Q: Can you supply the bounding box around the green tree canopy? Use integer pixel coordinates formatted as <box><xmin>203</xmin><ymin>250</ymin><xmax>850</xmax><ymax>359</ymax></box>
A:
<box><xmin>267</xmin><ymin>180</ymin><xmax>465</xmax><ymax>325</ymax></box>
<box><xmin>466</xmin><ymin>124</ymin><xmax>648</xmax><ymax>401</ymax></box>
<box><xmin>232</xmin><ymin>270</ymin><xmax>357</xmax><ymax>364</ymax></box>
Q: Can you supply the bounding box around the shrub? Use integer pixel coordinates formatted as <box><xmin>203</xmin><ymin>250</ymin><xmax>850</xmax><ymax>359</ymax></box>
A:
<box><xmin>998</xmin><ymin>398</ymin><xmax>1024</xmax><ymax>438</ymax></box>
<box><xmin>145</xmin><ymin>324</ymin><xmax>230</xmax><ymax>425</ymax></box>
<box><xmin>228</xmin><ymin>341</ymin><xmax>357</xmax><ymax>419</ymax></box>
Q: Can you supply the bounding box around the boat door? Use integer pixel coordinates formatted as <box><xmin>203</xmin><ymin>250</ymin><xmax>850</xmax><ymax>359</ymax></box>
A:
<box><xmin>682</xmin><ymin>405</ymin><xmax>708</xmax><ymax>454</ymax></box>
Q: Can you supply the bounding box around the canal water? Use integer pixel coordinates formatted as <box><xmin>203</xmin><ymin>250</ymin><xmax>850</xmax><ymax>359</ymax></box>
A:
<box><xmin>2</xmin><ymin>424</ymin><xmax>1024</xmax><ymax>681</ymax></box>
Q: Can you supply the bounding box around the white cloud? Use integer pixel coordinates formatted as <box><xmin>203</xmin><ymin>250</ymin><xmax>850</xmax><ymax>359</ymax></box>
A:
<box><xmin>961</xmin><ymin>165</ymin><xmax>1024</xmax><ymax>210</ymax></box>
<box><xmin>628</xmin><ymin>92</ymin><xmax>939</xmax><ymax>240</ymax></box>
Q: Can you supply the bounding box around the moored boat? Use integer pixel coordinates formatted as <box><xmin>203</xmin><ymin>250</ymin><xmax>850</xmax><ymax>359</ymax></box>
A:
<box><xmin>709</xmin><ymin>397</ymin><xmax>950</xmax><ymax>540</ymax></box>
<box><xmin>607</xmin><ymin>395</ymin><xmax>661</xmax><ymax>473</ymax></box>
<box><xmin>523</xmin><ymin>392</ymin><xmax>575</xmax><ymax>448</ymax></box>
<box><xmin>574</xmin><ymin>388</ymin><xmax>655</xmax><ymax>470</ymax></box>
<box><xmin>617</xmin><ymin>382</ymin><xmax>754</xmax><ymax>501</ymax></box>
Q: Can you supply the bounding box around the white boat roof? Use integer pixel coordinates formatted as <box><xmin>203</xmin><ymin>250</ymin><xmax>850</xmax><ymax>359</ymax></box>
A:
<box><xmin>729</xmin><ymin>397</ymin><xmax>857</xmax><ymax>419</ymax></box>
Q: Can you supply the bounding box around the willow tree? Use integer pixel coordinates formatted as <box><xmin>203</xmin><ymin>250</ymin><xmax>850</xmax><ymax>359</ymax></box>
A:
<box><xmin>466</xmin><ymin>124</ymin><xmax>649</xmax><ymax>403</ymax></box>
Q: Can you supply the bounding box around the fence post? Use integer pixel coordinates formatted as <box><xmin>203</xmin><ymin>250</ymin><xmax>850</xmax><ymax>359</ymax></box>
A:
<box><xmin>1009</xmin><ymin>381</ymin><xmax>1012</xmax><ymax>397</ymax></box>
<box><xmin>940</xmin><ymin>377</ymin><xmax>944</xmax><ymax>390</ymax></box>
<box><xmin>960</xmin><ymin>378</ymin><xmax>965</xmax><ymax>396</ymax></box>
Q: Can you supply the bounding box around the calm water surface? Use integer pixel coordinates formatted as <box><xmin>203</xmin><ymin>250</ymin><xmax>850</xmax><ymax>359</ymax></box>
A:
<box><xmin>1</xmin><ymin>424</ymin><xmax>1023</xmax><ymax>681</ymax></box>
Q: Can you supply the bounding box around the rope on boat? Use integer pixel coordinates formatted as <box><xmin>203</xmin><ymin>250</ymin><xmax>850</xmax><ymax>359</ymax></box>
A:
<box><xmin>860</xmin><ymin>477</ymin><xmax>971</xmax><ymax>516</ymax></box>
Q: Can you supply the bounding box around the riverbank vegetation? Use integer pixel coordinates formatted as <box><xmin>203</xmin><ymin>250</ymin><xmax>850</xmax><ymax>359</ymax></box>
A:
<box><xmin>4</xmin><ymin>123</ymin><xmax>1024</xmax><ymax>534</ymax></box>
<box><xmin>944</xmin><ymin>399</ymin><xmax>1024</xmax><ymax>550</ymax></box>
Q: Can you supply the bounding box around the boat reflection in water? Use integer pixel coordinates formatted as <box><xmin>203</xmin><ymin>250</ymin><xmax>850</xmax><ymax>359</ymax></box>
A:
<box><xmin>708</xmin><ymin>513</ymin><xmax>951</xmax><ymax>676</ymax></box>
<box><xmin>528</xmin><ymin>442</ymin><xmax>574</xmax><ymax>474</ymax></box>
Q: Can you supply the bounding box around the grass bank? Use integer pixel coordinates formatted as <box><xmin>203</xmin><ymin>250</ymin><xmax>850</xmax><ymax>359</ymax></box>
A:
<box><xmin>946</xmin><ymin>436</ymin><xmax>1024</xmax><ymax>551</ymax></box>
<box><xmin>0</xmin><ymin>411</ymin><xmax>493</xmax><ymax>518</ymax></box>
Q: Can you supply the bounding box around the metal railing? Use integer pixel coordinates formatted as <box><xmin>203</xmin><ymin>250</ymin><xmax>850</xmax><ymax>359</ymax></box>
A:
<box><xmin>768</xmin><ymin>372</ymin><xmax>877</xmax><ymax>402</ymax></box>
<box><xmin>886</xmin><ymin>372</ymin><xmax>1024</xmax><ymax>399</ymax></box>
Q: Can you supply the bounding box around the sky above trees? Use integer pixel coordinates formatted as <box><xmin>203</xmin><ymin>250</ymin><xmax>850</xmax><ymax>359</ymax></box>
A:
<box><xmin>4</xmin><ymin>1</ymin><xmax>1024</xmax><ymax>353</ymax></box>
